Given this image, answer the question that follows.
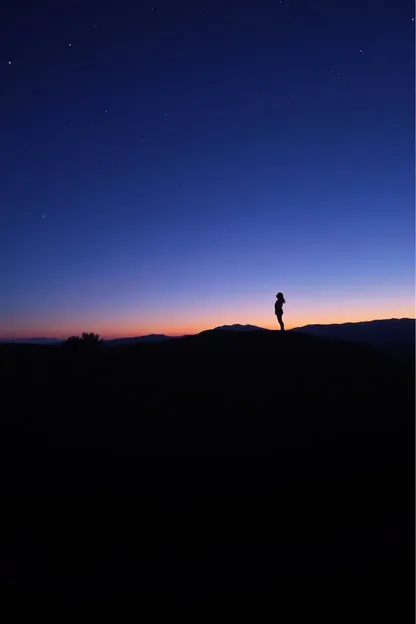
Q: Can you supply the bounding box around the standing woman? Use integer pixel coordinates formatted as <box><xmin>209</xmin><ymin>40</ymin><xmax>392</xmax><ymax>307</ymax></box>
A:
<box><xmin>274</xmin><ymin>292</ymin><xmax>286</xmax><ymax>331</ymax></box>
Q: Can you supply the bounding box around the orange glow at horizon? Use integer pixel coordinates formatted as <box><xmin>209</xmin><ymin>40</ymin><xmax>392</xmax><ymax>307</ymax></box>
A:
<box><xmin>1</xmin><ymin>297</ymin><xmax>414</xmax><ymax>340</ymax></box>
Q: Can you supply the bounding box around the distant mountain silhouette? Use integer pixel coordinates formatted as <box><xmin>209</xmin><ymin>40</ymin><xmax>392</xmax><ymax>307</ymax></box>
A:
<box><xmin>292</xmin><ymin>318</ymin><xmax>415</xmax><ymax>364</ymax></box>
<box><xmin>0</xmin><ymin>334</ymin><xmax>173</xmax><ymax>347</ymax></box>
<box><xmin>212</xmin><ymin>323</ymin><xmax>268</xmax><ymax>332</ymax></box>
<box><xmin>0</xmin><ymin>337</ymin><xmax>61</xmax><ymax>345</ymax></box>
<box><xmin>2</xmin><ymin>319</ymin><xmax>414</xmax><ymax>363</ymax></box>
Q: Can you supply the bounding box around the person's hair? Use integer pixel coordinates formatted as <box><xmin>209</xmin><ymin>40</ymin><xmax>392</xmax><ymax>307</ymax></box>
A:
<box><xmin>276</xmin><ymin>292</ymin><xmax>286</xmax><ymax>303</ymax></box>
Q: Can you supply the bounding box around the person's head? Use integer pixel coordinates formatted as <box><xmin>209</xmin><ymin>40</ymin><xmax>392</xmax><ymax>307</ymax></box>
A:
<box><xmin>276</xmin><ymin>292</ymin><xmax>284</xmax><ymax>300</ymax></box>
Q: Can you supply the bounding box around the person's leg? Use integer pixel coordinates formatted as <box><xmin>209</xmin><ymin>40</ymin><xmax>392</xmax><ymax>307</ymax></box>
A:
<box><xmin>277</xmin><ymin>313</ymin><xmax>285</xmax><ymax>331</ymax></box>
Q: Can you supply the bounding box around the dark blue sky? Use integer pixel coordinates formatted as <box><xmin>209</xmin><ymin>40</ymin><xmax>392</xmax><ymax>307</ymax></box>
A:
<box><xmin>1</xmin><ymin>0</ymin><xmax>414</xmax><ymax>338</ymax></box>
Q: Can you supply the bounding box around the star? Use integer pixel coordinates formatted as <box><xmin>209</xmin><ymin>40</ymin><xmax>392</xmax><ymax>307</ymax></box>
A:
<box><xmin>8</xmin><ymin>61</ymin><xmax>12</xmax><ymax>65</ymax></box>
<box><xmin>68</xmin><ymin>43</ymin><xmax>72</xmax><ymax>47</ymax></box>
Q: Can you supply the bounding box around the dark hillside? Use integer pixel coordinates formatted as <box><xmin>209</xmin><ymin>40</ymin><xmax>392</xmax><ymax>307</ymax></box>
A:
<box><xmin>0</xmin><ymin>330</ymin><xmax>413</xmax><ymax>615</ymax></box>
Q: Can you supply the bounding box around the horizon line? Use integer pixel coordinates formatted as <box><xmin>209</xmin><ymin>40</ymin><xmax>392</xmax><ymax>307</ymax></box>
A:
<box><xmin>1</xmin><ymin>316</ymin><xmax>414</xmax><ymax>342</ymax></box>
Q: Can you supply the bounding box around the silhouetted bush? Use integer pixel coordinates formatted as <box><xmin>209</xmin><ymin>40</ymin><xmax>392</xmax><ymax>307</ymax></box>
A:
<box><xmin>62</xmin><ymin>333</ymin><xmax>104</xmax><ymax>350</ymax></box>
<box><xmin>81</xmin><ymin>332</ymin><xmax>103</xmax><ymax>345</ymax></box>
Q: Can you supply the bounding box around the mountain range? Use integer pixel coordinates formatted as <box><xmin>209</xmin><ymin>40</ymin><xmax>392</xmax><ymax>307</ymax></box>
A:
<box><xmin>292</xmin><ymin>318</ymin><xmax>415</xmax><ymax>363</ymax></box>
<box><xmin>2</xmin><ymin>318</ymin><xmax>413</xmax><ymax>360</ymax></box>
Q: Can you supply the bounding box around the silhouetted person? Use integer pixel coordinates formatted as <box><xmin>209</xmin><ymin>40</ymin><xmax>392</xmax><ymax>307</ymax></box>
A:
<box><xmin>275</xmin><ymin>292</ymin><xmax>286</xmax><ymax>331</ymax></box>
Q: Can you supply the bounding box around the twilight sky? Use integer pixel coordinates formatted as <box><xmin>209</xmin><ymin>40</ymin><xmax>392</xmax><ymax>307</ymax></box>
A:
<box><xmin>1</xmin><ymin>0</ymin><xmax>414</xmax><ymax>338</ymax></box>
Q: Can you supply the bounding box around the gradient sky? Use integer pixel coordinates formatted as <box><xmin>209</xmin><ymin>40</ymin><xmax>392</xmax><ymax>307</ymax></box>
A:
<box><xmin>1</xmin><ymin>0</ymin><xmax>415</xmax><ymax>338</ymax></box>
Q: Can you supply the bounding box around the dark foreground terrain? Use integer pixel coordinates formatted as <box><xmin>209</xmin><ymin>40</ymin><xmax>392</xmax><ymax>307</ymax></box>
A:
<box><xmin>0</xmin><ymin>329</ymin><xmax>414</xmax><ymax>616</ymax></box>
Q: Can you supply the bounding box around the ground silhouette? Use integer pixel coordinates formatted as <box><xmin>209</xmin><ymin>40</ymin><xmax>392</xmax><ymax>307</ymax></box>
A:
<box><xmin>0</xmin><ymin>328</ymin><xmax>414</xmax><ymax>615</ymax></box>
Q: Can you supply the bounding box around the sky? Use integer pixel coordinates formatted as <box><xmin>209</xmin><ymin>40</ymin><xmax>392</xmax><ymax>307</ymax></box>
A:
<box><xmin>1</xmin><ymin>0</ymin><xmax>415</xmax><ymax>339</ymax></box>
